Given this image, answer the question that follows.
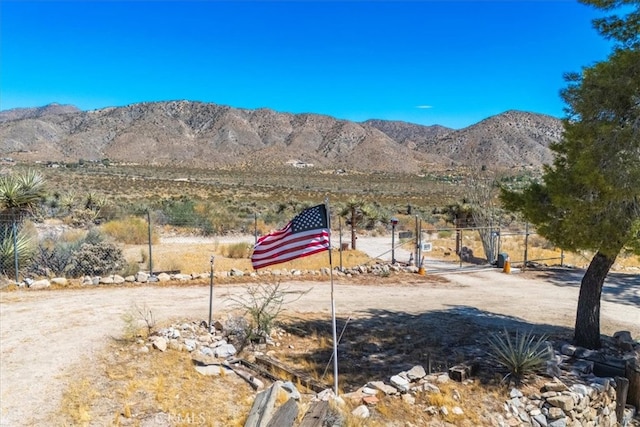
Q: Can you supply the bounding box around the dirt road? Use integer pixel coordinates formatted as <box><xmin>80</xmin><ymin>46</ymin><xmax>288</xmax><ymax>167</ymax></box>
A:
<box><xmin>1</xmin><ymin>268</ymin><xmax>639</xmax><ymax>426</ymax></box>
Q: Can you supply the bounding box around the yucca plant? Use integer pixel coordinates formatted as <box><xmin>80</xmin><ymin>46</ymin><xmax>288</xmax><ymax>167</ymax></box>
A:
<box><xmin>0</xmin><ymin>228</ymin><xmax>35</xmax><ymax>277</ymax></box>
<box><xmin>487</xmin><ymin>328</ymin><xmax>551</xmax><ymax>385</ymax></box>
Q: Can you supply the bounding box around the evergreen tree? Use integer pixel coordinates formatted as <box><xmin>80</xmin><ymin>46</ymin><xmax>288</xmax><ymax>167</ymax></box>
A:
<box><xmin>501</xmin><ymin>0</ymin><xmax>639</xmax><ymax>348</ymax></box>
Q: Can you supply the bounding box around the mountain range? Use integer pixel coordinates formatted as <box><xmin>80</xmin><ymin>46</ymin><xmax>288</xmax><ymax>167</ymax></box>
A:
<box><xmin>0</xmin><ymin>101</ymin><xmax>564</xmax><ymax>173</ymax></box>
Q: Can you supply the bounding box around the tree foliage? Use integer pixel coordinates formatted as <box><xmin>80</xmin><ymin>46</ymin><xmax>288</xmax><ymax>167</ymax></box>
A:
<box><xmin>580</xmin><ymin>0</ymin><xmax>640</xmax><ymax>48</ymax></box>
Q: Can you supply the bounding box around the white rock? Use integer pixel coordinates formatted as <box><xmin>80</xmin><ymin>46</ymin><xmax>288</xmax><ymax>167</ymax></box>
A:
<box><xmin>29</xmin><ymin>279</ymin><xmax>51</xmax><ymax>289</ymax></box>
<box><xmin>50</xmin><ymin>277</ymin><xmax>67</xmax><ymax>286</ymax></box>
<box><xmin>195</xmin><ymin>365</ymin><xmax>221</xmax><ymax>376</ymax></box>
<box><xmin>390</xmin><ymin>375</ymin><xmax>410</xmax><ymax>392</ymax></box>
<box><xmin>152</xmin><ymin>337</ymin><xmax>167</xmax><ymax>352</ymax></box>
<box><xmin>351</xmin><ymin>405</ymin><xmax>370</xmax><ymax>418</ymax></box>
<box><xmin>402</xmin><ymin>394</ymin><xmax>416</xmax><ymax>405</ymax></box>
<box><xmin>406</xmin><ymin>365</ymin><xmax>427</xmax><ymax>380</ymax></box>
<box><xmin>213</xmin><ymin>343</ymin><xmax>236</xmax><ymax>358</ymax></box>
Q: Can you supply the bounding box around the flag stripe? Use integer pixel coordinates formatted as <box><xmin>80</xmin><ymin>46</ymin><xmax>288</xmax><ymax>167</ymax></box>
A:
<box><xmin>251</xmin><ymin>232</ymin><xmax>330</xmax><ymax>268</ymax></box>
<box><xmin>252</xmin><ymin>229</ymin><xmax>329</xmax><ymax>255</ymax></box>
<box><xmin>251</xmin><ymin>233</ymin><xmax>330</xmax><ymax>261</ymax></box>
<box><xmin>251</xmin><ymin>204</ymin><xmax>330</xmax><ymax>270</ymax></box>
<box><xmin>252</xmin><ymin>244</ymin><xmax>329</xmax><ymax>269</ymax></box>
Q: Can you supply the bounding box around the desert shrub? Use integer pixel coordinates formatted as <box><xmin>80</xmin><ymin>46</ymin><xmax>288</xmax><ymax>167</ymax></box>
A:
<box><xmin>527</xmin><ymin>234</ymin><xmax>555</xmax><ymax>250</ymax></box>
<box><xmin>101</xmin><ymin>216</ymin><xmax>157</xmax><ymax>245</ymax></box>
<box><xmin>29</xmin><ymin>228</ymin><xmax>112</xmax><ymax>277</ymax></box>
<box><xmin>220</xmin><ymin>242</ymin><xmax>251</xmax><ymax>259</ymax></box>
<box><xmin>68</xmin><ymin>241</ymin><xmax>127</xmax><ymax>277</ymax></box>
<box><xmin>487</xmin><ymin>328</ymin><xmax>551</xmax><ymax>385</ymax></box>
<box><xmin>228</xmin><ymin>282</ymin><xmax>309</xmax><ymax>343</ymax></box>
<box><xmin>438</xmin><ymin>229</ymin><xmax>453</xmax><ymax>238</ymax></box>
<box><xmin>30</xmin><ymin>236</ymin><xmax>79</xmax><ymax>276</ymax></box>
<box><xmin>164</xmin><ymin>199</ymin><xmax>198</xmax><ymax>227</ymax></box>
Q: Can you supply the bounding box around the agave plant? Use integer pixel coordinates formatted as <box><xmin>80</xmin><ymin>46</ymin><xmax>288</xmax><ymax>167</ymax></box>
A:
<box><xmin>487</xmin><ymin>328</ymin><xmax>551</xmax><ymax>385</ymax></box>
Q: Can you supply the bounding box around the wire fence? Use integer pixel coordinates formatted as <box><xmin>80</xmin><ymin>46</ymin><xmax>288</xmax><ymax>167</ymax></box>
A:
<box><xmin>1</xmin><ymin>208</ymin><xmax>570</xmax><ymax>284</ymax></box>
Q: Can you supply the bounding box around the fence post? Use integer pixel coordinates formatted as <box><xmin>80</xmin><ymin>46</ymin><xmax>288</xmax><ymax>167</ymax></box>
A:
<box><xmin>254</xmin><ymin>212</ymin><xmax>258</xmax><ymax>245</ymax></box>
<box><xmin>523</xmin><ymin>222</ymin><xmax>529</xmax><ymax>271</ymax></box>
<box><xmin>147</xmin><ymin>210</ymin><xmax>153</xmax><ymax>275</ymax></box>
<box><xmin>13</xmin><ymin>219</ymin><xmax>19</xmax><ymax>284</ymax></box>
<box><xmin>414</xmin><ymin>215</ymin><xmax>419</xmax><ymax>266</ymax></box>
<box><xmin>459</xmin><ymin>228</ymin><xmax>463</xmax><ymax>268</ymax></box>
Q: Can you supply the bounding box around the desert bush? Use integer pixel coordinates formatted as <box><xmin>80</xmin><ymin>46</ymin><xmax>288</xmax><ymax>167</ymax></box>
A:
<box><xmin>68</xmin><ymin>241</ymin><xmax>127</xmax><ymax>277</ymax></box>
<box><xmin>220</xmin><ymin>242</ymin><xmax>251</xmax><ymax>259</ymax></box>
<box><xmin>487</xmin><ymin>328</ymin><xmax>550</xmax><ymax>385</ymax></box>
<box><xmin>438</xmin><ymin>229</ymin><xmax>453</xmax><ymax>238</ymax></box>
<box><xmin>30</xmin><ymin>235</ymin><xmax>80</xmax><ymax>276</ymax></box>
<box><xmin>527</xmin><ymin>234</ymin><xmax>555</xmax><ymax>250</ymax></box>
<box><xmin>101</xmin><ymin>216</ymin><xmax>157</xmax><ymax>245</ymax></box>
<box><xmin>228</xmin><ymin>282</ymin><xmax>309</xmax><ymax>343</ymax></box>
<box><xmin>122</xmin><ymin>303</ymin><xmax>156</xmax><ymax>340</ymax></box>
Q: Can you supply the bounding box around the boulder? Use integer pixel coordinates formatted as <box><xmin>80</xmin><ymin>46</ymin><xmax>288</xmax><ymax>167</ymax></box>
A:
<box><xmin>29</xmin><ymin>279</ymin><xmax>50</xmax><ymax>289</ymax></box>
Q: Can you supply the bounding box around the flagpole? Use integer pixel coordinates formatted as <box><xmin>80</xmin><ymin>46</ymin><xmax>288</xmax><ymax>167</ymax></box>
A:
<box><xmin>325</xmin><ymin>200</ymin><xmax>339</xmax><ymax>396</ymax></box>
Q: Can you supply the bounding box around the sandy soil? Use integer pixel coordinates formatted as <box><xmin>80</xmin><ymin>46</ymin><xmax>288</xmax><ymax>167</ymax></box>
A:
<box><xmin>1</xmin><ymin>260</ymin><xmax>639</xmax><ymax>426</ymax></box>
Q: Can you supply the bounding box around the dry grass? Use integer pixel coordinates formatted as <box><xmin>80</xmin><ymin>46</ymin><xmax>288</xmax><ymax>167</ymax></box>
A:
<box><xmin>101</xmin><ymin>217</ymin><xmax>159</xmax><ymax>245</ymax></box>
<box><xmin>55</xmin><ymin>308</ymin><xmax>539</xmax><ymax>427</ymax></box>
<box><xmin>60</xmin><ymin>340</ymin><xmax>254</xmax><ymax>427</ymax></box>
<box><xmin>121</xmin><ymin>244</ymin><xmax>372</xmax><ymax>276</ymax></box>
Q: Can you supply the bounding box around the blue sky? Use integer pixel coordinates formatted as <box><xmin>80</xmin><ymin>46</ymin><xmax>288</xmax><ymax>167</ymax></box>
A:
<box><xmin>1</xmin><ymin>1</ymin><xmax>612</xmax><ymax>129</ymax></box>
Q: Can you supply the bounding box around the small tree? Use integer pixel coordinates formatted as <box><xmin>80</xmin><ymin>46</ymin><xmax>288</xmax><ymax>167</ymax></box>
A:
<box><xmin>465</xmin><ymin>171</ymin><xmax>503</xmax><ymax>264</ymax></box>
<box><xmin>339</xmin><ymin>199</ymin><xmax>383</xmax><ymax>250</ymax></box>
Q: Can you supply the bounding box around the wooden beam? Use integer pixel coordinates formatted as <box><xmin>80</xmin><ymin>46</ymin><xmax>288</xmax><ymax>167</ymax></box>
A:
<box><xmin>244</xmin><ymin>382</ymin><xmax>281</xmax><ymax>427</ymax></box>
<box><xmin>615</xmin><ymin>376</ymin><xmax>629</xmax><ymax>423</ymax></box>
<box><xmin>254</xmin><ymin>354</ymin><xmax>329</xmax><ymax>393</ymax></box>
<box><xmin>299</xmin><ymin>401</ymin><xmax>329</xmax><ymax>427</ymax></box>
<box><xmin>626</xmin><ymin>356</ymin><xmax>640</xmax><ymax>408</ymax></box>
<box><xmin>265</xmin><ymin>398</ymin><xmax>299</xmax><ymax>427</ymax></box>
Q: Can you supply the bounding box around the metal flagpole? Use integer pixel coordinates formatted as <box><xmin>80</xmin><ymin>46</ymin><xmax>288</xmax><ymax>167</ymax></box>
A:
<box><xmin>325</xmin><ymin>199</ymin><xmax>339</xmax><ymax>396</ymax></box>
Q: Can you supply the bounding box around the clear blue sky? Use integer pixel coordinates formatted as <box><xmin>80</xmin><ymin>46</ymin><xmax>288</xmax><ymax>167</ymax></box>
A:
<box><xmin>1</xmin><ymin>1</ymin><xmax>612</xmax><ymax>129</ymax></box>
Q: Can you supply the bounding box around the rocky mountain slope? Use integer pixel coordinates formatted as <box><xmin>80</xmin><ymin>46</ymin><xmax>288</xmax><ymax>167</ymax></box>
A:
<box><xmin>0</xmin><ymin>101</ymin><xmax>564</xmax><ymax>172</ymax></box>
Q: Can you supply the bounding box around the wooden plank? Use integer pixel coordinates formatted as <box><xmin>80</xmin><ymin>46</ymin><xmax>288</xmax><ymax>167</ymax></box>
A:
<box><xmin>227</xmin><ymin>357</ymin><xmax>282</xmax><ymax>383</ymax></box>
<box><xmin>626</xmin><ymin>357</ymin><xmax>640</xmax><ymax>408</ymax></box>
<box><xmin>299</xmin><ymin>401</ymin><xmax>329</xmax><ymax>427</ymax></box>
<box><xmin>254</xmin><ymin>355</ymin><xmax>329</xmax><ymax>393</ymax></box>
<box><xmin>223</xmin><ymin>362</ymin><xmax>265</xmax><ymax>391</ymax></box>
<box><xmin>615</xmin><ymin>376</ymin><xmax>629</xmax><ymax>423</ymax></box>
<box><xmin>265</xmin><ymin>398</ymin><xmax>299</xmax><ymax>427</ymax></box>
<box><xmin>244</xmin><ymin>382</ymin><xmax>281</xmax><ymax>427</ymax></box>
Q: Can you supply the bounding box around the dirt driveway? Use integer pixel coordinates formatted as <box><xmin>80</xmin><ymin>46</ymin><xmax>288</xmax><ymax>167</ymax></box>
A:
<box><xmin>1</xmin><ymin>267</ymin><xmax>639</xmax><ymax>426</ymax></box>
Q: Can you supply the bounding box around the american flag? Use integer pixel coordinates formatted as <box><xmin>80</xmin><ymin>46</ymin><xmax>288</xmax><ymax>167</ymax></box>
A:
<box><xmin>251</xmin><ymin>204</ymin><xmax>330</xmax><ymax>270</ymax></box>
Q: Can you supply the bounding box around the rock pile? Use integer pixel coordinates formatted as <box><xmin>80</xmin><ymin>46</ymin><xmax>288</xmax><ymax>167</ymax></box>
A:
<box><xmin>15</xmin><ymin>262</ymin><xmax>419</xmax><ymax>288</ymax></box>
<box><xmin>130</xmin><ymin>320</ymin><xmax>640</xmax><ymax>427</ymax></box>
<box><xmin>138</xmin><ymin>320</ymin><xmax>239</xmax><ymax>362</ymax></box>
<box><xmin>499</xmin><ymin>331</ymin><xmax>639</xmax><ymax>427</ymax></box>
